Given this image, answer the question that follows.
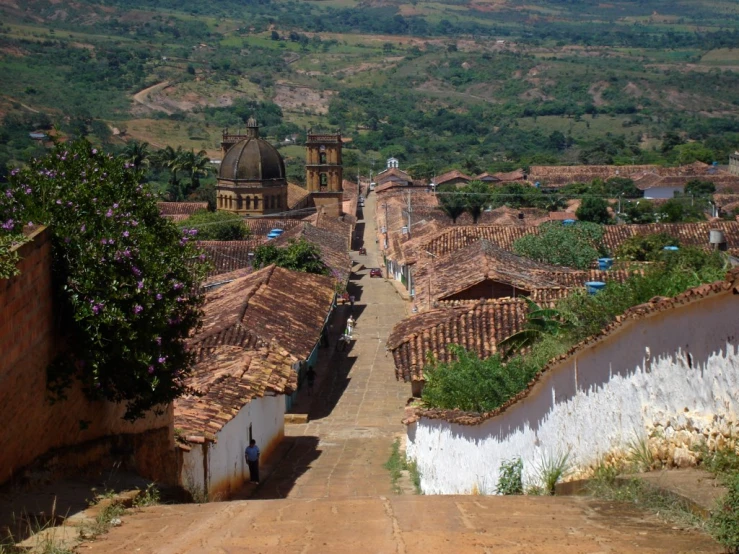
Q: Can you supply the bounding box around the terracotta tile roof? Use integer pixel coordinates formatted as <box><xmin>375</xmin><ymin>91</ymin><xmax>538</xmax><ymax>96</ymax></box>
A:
<box><xmin>271</xmin><ymin>222</ymin><xmax>351</xmax><ymax>282</ymax></box>
<box><xmin>474</xmin><ymin>172</ymin><xmax>501</xmax><ymax>181</ymax></box>
<box><xmin>376</xmin><ymin>167</ymin><xmax>413</xmax><ymax>185</ymax></box>
<box><xmin>198</xmin><ymin>240</ymin><xmax>266</xmax><ymax>277</ymax></box>
<box><xmin>174</xmin><ymin>343</ymin><xmax>297</xmax><ymax>442</ymax></box>
<box><xmin>243</xmin><ymin>218</ymin><xmax>302</xmax><ymax>237</ymax></box>
<box><xmin>387</xmin><ymin>298</ymin><xmax>529</xmax><ymax>382</ymax></box>
<box><xmin>190</xmin><ymin>264</ymin><xmax>335</xmax><ymax>361</ymax></box>
<box><xmin>527</xmin><ymin>162</ymin><xmax>723</xmax><ymax>188</ymax></box>
<box><xmin>342</xmin><ymin>179</ymin><xmax>359</xmax><ymax>219</ymax></box>
<box><xmin>304</xmin><ymin>208</ymin><xmax>354</xmax><ymax>247</ymax></box>
<box><xmin>421</xmin><ymin>222</ymin><xmax>739</xmax><ymax>259</ymax></box>
<box><xmin>414</xmin><ymin>240</ymin><xmax>572</xmax><ymax>307</ymax></box>
<box><xmin>435</xmin><ymin>169</ymin><xmax>472</xmax><ymax>186</ymax></box>
<box><xmin>157</xmin><ymin>202</ymin><xmax>209</xmax><ymax>216</ymax></box>
<box><xmin>405</xmin><ymin>268</ymin><xmax>739</xmax><ymax>425</ymax></box>
<box><xmin>287</xmin><ymin>183</ymin><xmax>311</xmax><ymax>210</ymax></box>
<box><xmin>493</xmin><ymin>169</ymin><xmax>526</xmax><ymax>181</ymax></box>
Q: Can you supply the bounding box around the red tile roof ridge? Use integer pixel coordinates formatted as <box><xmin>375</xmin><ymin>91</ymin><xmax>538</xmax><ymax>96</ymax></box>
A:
<box><xmin>404</xmin><ymin>268</ymin><xmax>739</xmax><ymax>425</ymax></box>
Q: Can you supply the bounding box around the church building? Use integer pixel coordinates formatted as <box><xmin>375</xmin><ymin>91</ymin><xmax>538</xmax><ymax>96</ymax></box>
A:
<box><xmin>216</xmin><ymin>118</ymin><xmax>288</xmax><ymax>215</ymax></box>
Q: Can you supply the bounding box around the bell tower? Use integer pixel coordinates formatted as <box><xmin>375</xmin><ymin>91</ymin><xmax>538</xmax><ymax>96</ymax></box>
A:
<box><xmin>306</xmin><ymin>131</ymin><xmax>343</xmax><ymax>193</ymax></box>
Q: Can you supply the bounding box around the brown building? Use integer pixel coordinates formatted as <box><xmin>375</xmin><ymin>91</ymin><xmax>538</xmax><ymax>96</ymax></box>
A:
<box><xmin>216</xmin><ymin>118</ymin><xmax>288</xmax><ymax>216</ymax></box>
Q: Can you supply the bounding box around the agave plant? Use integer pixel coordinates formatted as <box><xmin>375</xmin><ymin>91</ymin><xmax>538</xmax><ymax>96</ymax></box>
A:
<box><xmin>498</xmin><ymin>298</ymin><xmax>571</xmax><ymax>359</ymax></box>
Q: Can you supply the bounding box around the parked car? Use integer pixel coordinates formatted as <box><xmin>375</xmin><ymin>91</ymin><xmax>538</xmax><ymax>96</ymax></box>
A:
<box><xmin>369</xmin><ymin>268</ymin><xmax>382</xmax><ymax>278</ymax></box>
<box><xmin>359</xmin><ymin>195</ymin><xmax>365</xmax><ymax>203</ymax></box>
<box><xmin>369</xmin><ymin>182</ymin><xmax>376</xmax><ymax>191</ymax></box>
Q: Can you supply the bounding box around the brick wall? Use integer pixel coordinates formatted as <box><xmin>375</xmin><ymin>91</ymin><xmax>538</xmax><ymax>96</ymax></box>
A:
<box><xmin>0</xmin><ymin>227</ymin><xmax>174</xmax><ymax>485</ymax></box>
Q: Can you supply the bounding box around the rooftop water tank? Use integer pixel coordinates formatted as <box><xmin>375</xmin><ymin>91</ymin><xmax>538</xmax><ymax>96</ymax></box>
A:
<box><xmin>598</xmin><ymin>258</ymin><xmax>613</xmax><ymax>270</ymax></box>
<box><xmin>585</xmin><ymin>281</ymin><xmax>606</xmax><ymax>295</ymax></box>
<box><xmin>563</xmin><ymin>219</ymin><xmax>576</xmax><ymax>226</ymax></box>
<box><xmin>663</xmin><ymin>246</ymin><xmax>679</xmax><ymax>252</ymax></box>
<box><xmin>709</xmin><ymin>229</ymin><xmax>726</xmax><ymax>250</ymax></box>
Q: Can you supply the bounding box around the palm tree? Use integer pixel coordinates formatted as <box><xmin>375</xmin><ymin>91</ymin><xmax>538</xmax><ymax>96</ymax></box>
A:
<box><xmin>120</xmin><ymin>140</ymin><xmax>151</xmax><ymax>170</ymax></box>
<box><xmin>498</xmin><ymin>299</ymin><xmax>571</xmax><ymax>359</ymax></box>
<box><xmin>154</xmin><ymin>146</ymin><xmax>184</xmax><ymax>200</ymax></box>
<box><xmin>437</xmin><ymin>184</ymin><xmax>466</xmax><ymax>223</ymax></box>
<box><xmin>463</xmin><ymin>180</ymin><xmax>492</xmax><ymax>223</ymax></box>
<box><xmin>178</xmin><ymin>149</ymin><xmax>213</xmax><ymax>198</ymax></box>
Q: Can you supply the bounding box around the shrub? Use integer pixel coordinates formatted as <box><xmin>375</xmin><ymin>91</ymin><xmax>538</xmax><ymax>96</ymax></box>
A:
<box><xmin>710</xmin><ymin>474</ymin><xmax>739</xmax><ymax>553</ymax></box>
<box><xmin>0</xmin><ymin>141</ymin><xmax>208</xmax><ymax>420</ymax></box>
<box><xmin>536</xmin><ymin>450</ymin><xmax>571</xmax><ymax>495</ymax></box>
<box><xmin>614</xmin><ymin>232</ymin><xmax>678</xmax><ymax>261</ymax></box>
<box><xmin>252</xmin><ymin>238</ymin><xmax>327</xmax><ymax>275</ymax></box>
<box><xmin>576</xmin><ymin>197</ymin><xmax>611</xmax><ymax>224</ymax></box>
<box><xmin>177</xmin><ymin>209</ymin><xmax>249</xmax><ymax>240</ymax></box>
<box><xmin>513</xmin><ymin>221</ymin><xmax>606</xmax><ymax>269</ymax></box>
<box><xmin>496</xmin><ymin>458</ymin><xmax>524</xmax><ymax>495</ymax></box>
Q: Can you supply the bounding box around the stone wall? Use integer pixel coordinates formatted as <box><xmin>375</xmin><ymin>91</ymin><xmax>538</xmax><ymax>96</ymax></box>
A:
<box><xmin>406</xmin><ymin>288</ymin><xmax>739</xmax><ymax>494</ymax></box>
<box><xmin>0</xmin><ymin>227</ymin><xmax>174</xmax><ymax>485</ymax></box>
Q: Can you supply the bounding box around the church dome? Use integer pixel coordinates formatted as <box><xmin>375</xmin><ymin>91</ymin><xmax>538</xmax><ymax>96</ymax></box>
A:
<box><xmin>218</xmin><ymin>136</ymin><xmax>286</xmax><ymax>183</ymax></box>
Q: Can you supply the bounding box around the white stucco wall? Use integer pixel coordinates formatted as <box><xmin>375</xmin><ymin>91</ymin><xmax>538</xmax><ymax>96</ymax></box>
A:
<box><xmin>180</xmin><ymin>394</ymin><xmax>285</xmax><ymax>499</ymax></box>
<box><xmin>406</xmin><ymin>291</ymin><xmax>739</xmax><ymax>494</ymax></box>
<box><xmin>643</xmin><ymin>186</ymin><xmax>683</xmax><ymax>199</ymax></box>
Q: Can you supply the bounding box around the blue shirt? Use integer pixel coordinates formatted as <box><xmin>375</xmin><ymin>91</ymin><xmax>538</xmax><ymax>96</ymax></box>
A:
<box><xmin>245</xmin><ymin>445</ymin><xmax>260</xmax><ymax>462</ymax></box>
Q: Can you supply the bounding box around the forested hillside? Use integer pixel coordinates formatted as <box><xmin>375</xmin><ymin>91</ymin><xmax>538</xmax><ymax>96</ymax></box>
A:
<box><xmin>2</xmin><ymin>0</ymin><xmax>739</xmax><ymax>181</ymax></box>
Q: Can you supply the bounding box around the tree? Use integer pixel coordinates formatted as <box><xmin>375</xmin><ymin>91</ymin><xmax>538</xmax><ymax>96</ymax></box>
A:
<box><xmin>178</xmin><ymin>149</ymin><xmax>213</xmax><ymax>198</ymax></box>
<box><xmin>178</xmin><ymin>210</ymin><xmax>249</xmax><ymax>240</ymax></box>
<box><xmin>154</xmin><ymin>145</ymin><xmax>185</xmax><ymax>200</ymax></box>
<box><xmin>576</xmin><ymin>197</ymin><xmax>611</xmax><ymax>224</ymax></box>
<box><xmin>271</xmin><ymin>31</ymin><xmax>280</xmax><ymax>41</ymax></box>
<box><xmin>463</xmin><ymin>180</ymin><xmax>492</xmax><ymax>223</ymax></box>
<box><xmin>684</xmin><ymin>179</ymin><xmax>716</xmax><ymax>197</ymax></box>
<box><xmin>120</xmin><ymin>140</ymin><xmax>151</xmax><ymax>170</ymax></box>
<box><xmin>0</xmin><ymin>141</ymin><xmax>208</xmax><ymax>420</ymax></box>
<box><xmin>622</xmin><ymin>200</ymin><xmax>657</xmax><ymax>224</ymax></box>
<box><xmin>252</xmin><ymin>238</ymin><xmax>327</xmax><ymax>275</ymax></box>
<box><xmin>513</xmin><ymin>221</ymin><xmax>606</xmax><ymax>269</ymax></box>
<box><xmin>658</xmin><ymin>198</ymin><xmax>706</xmax><ymax>223</ymax></box>
<box><xmin>498</xmin><ymin>299</ymin><xmax>571</xmax><ymax>359</ymax></box>
<box><xmin>437</xmin><ymin>184</ymin><xmax>465</xmax><ymax>223</ymax></box>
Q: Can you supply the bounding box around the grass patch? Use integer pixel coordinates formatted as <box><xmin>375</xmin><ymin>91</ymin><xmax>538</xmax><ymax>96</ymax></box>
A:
<box><xmin>385</xmin><ymin>438</ymin><xmax>422</xmax><ymax>495</ymax></box>
<box><xmin>588</xmin><ymin>474</ymin><xmax>705</xmax><ymax>530</ymax></box>
<box><xmin>536</xmin><ymin>450</ymin><xmax>571</xmax><ymax>496</ymax></box>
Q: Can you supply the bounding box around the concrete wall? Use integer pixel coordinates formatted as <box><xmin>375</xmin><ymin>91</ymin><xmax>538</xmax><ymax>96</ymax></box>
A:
<box><xmin>406</xmin><ymin>291</ymin><xmax>739</xmax><ymax>494</ymax></box>
<box><xmin>0</xmin><ymin>227</ymin><xmax>174</xmax><ymax>485</ymax></box>
<box><xmin>180</xmin><ymin>394</ymin><xmax>285</xmax><ymax>500</ymax></box>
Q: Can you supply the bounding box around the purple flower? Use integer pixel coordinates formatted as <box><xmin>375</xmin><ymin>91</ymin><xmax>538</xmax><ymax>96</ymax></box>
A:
<box><xmin>101</xmin><ymin>238</ymin><xmax>107</xmax><ymax>245</ymax></box>
<box><xmin>122</xmin><ymin>230</ymin><xmax>129</xmax><ymax>238</ymax></box>
<box><xmin>27</xmin><ymin>221</ymin><xmax>33</xmax><ymax>226</ymax></box>
<box><xmin>106</xmin><ymin>209</ymin><xmax>113</xmax><ymax>218</ymax></box>
<box><xmin>81</xmin><ymin>224</ymin><xmax>86</xmax><ymax>232</ymax></box>
<box><xmin>92</xmin><ymin>148</ymin><xmax>98</xmax><ymax>155</ymax></box>
<box><xmin>133</xmin><ymin>304</ymin><xmax>143</xmax><ymax>314</ymax></box>
<box><xmin>158</xmin><ymin>356</ymin><xmax>167</xmax><ymax>364</ymax></box>
<box><xmin>113</xmin><ymin>203</ymin><xmax>119</xmax><ymax>209</ymax></box>
<box><xmin>5</xmin><ymin>190</ymin><xmax>12</xmax><ymax>198</ymax></box>
<box><xmin>92</xmin><ymin>305</ymin><xmax>100</xmax><ymax>315</ymax></box>
<box><xmin>156</xmin><ymin>293</ymin><xmax>162</xmax><ymax>300</ymax></box>
<box><xmin>137</xmin><ymin>280</ymin><xmax>144</xmax><ymax>290</ymax></box>
<box><xmin>10</xmin><ymin>169</ymin><xmax>18</xmax><ymax>176</ymax></box>
<box><xmin>155</xmin><ymin>336</ymin><xmax>162</xmax><ymax>345</ymax></box>
<box><xmin>132</xmin><ymin>266</ymin><xmax>141</xmax><ymax>276</ymax></box>
<box><xmin>2</xmin><ymin>219</ymin><xmax>14</xmax><ymax>231</ymax></box>
<box><xmin>56</xmin><ymin>199</ymin><xmax>62</xmax><ymax>205</ymax></box>
<box><xmin>148</xmin><ymin>365</ymin><xmax>155</xmax><ymax>374</ymax></box>
<box><xmin>131</xmin><ymin>220</ymin><xmax>139</xmax><ymax>227</ymax></box>
<box><xmin>24</xmin><ymin>187</ymin><xmax>32</xmax><ymax>194</ymax></box>
<box><xmin>173</xmin><ymin>282</ymin><xmax>183</xmax><ymax>290</ymax></box>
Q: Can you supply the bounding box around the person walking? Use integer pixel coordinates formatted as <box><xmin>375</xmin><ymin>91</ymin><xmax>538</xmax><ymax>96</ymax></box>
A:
<box><xmin>349</xmin><ymin>295</ymin><xmax>355</xmax><ymax>312</ymax></box>
<box><xmin>306</xmin><ymin>366</ymin><xmax>317</xmax><ymax>395</ymax></box>
<box><xmin>245</xmin><ymin>439</ymin><xmax>260</xmax><ymax>484</ymax></box>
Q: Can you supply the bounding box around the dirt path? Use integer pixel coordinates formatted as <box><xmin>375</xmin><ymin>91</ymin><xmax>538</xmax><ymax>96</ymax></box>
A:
<box><xmin>132</xmin><ymin>81</ymin><xmax>174</xmax><ymax>115</ymax></box>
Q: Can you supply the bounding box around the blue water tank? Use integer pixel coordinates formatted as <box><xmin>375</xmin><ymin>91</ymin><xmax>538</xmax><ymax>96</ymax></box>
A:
<box><xmin>269</xmin><ymin>228</ymin><xmax>284</xmax><ymax>235</ymax></box>
<box><xmin>585</xmin><ymin>281</ymin><xmax>606</xmax><ymax>295</ymax></box>
<box><xmin>598</xmin><ymin>257</ymin><xmax>613</xmax><ymax>270</ymax></box>
<box><xmin>663</xmin><ymin>246</ymin><xmax>679</xmax><ymax>252</ymax></box>
<box><xmin>563</xmin><ymin>219</ymin><xmax>576</xmax><ymax>226</ymax></box>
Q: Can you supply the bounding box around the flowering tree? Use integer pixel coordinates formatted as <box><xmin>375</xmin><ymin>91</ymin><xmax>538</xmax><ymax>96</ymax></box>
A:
<box><xmin>0</xmin><ymin>141</ymin><xmax>209</xmax><ymax>420</ymax></box>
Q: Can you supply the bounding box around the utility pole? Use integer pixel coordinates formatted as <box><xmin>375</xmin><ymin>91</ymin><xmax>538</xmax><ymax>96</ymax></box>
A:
<box><xmin>407</xmin><ymin>189</ymin><xmax>412</xmax><ymax>238</ymax></box>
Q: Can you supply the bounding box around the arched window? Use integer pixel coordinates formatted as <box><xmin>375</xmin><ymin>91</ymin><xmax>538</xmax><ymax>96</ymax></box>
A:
<box><xmin>245</xmin><ymin>196</ymin><xmax>251</xmax><ymax>210</ymax></box>
<box><xmin>253</xmin><ymin>196</ymin><xmax>259</xmax><ymax>210</ymax></box>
